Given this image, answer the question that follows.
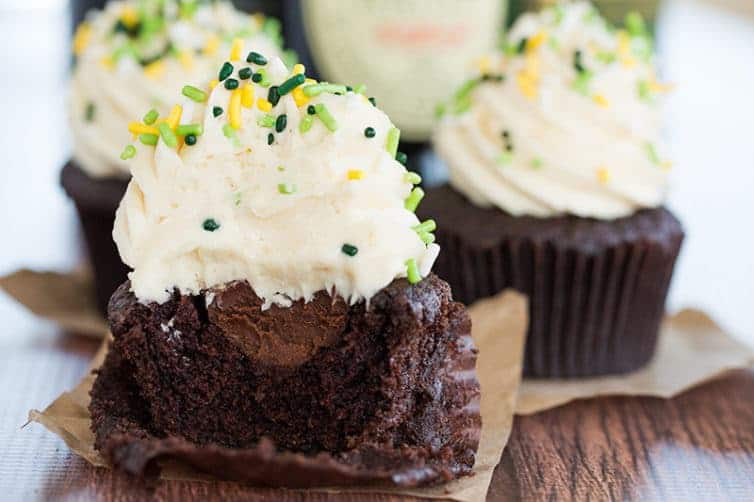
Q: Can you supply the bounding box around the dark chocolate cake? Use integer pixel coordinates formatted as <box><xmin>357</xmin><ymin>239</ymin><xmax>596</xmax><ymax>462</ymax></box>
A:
<box><xmin>89</xmin><ymin>274</ymin><xmax>481</xmax><ymax>487</ymax></box>
<box><xmin>420</xmin><ymin>185</ymin><xmax>684</xmax><ymax>378</ymax></box>
<box><xmin>61</xmin><ymin>161</ymin><xmax>129</xmax><ymax>315</ymax></box>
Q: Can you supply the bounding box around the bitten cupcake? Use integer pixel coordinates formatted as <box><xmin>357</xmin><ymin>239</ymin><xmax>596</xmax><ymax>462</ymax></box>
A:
<box><xmin>421</xmin><ymin>2</ymin><xmax>683</xmax><ymax>377</ymax></box>
<box><xmin>62</xmin><ymin>0</ymin><xmax>288</xmax><ymax>313</ymax></box>
<box><xmin>88</xmin><ymin>53</ymin><xmax>481</xmax><ymax>486</ymax></box>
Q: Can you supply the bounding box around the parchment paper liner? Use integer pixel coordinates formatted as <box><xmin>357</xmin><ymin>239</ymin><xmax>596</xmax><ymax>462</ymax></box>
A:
<box><xmin>28</xmin><ymin>290</ymin><xmax>528</xmax><ymax>501</ymax></box>
<box><xmin>516</xmin><ymin>309</ymin><xmax>754</xmax><ymax>414</ymax></box>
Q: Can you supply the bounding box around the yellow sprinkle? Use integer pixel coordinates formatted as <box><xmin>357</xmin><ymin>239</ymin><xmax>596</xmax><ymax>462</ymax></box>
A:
<box><xmin>230</xmin><ymin>88</ymin><xmax>242</xmax><ymax>129</ymax></box>
<box><xmin>597</xmin><ymin>166</ymin><xmax>611</xmax><ymax>184</ymax></box>
<box><xmin>617</xmin><ymin>31</ymin><xmax>636</xmax><ymax>68</ymax></box>
<box><xmin>257</xmin><ymin>98</ymin><xmax>272</xmax><ymax>112</ymax></box>
<box><xmin>204</xmin><ymin>34</ymin><xmax>220</xmax><ymax>56</ymax></box>
<box><xmin>120</xmin><ymin>6</ymin><xmax>139</xmax><ymax>29</ymax></box>
<box><xmin>305</xmin><ymin>78</ymin><xmax>317</xmax><ymax>85</ymax></box>
<box><xmin>166</xmin><ymin>104</ymin><xmax>182</xmax><ymax>130</ymax></box>
<box><xmin>143</xmin><ymin>61</ymin><xmax>165</xmax><ymax>79</ymax></box>
<box><xmin>99</xmin><ymin>56</ymin><xmax>114</xmax><ymax>69</ymax></box>
<box><xmin>241</xmin><ymin>83</ymin><xmax>254</xmax><ymax>108</ymax></box>
<box><xmin>252</xmin><ymin>13</ymin><xmax>265</xmax><ymax>26</ymax></box>
<box><xmin>128</xmin><ymin>122</ymin><xmax>159</xmax><ymax>136</ymax></box>
<box><xmin>347</xmin><ymin>169</ymin><xmax>364</xmax><ymax>180</ymax></box>
<box><xmin>593</xmin><ymin>94</ymin><xmax>610</xmax><ymax>108</ymax></box>
<box><xmin>476</xmin><ymin>55</ymin><xmax>492</xmax><ymax>74</ymax></box>
<box><xmin>209</xmin><ymin>79</ymin><xmax>219</xmax><ymax>90</ymax></box>
<box><xmin>661</xmin><ymin>160</ymin><xmax>674</xmax><ymax>171</ymax></box>
<box><xmin>292</xmin><ymin>64</ymin><xmax>305</xmax><ymax>75</ymax></box>
<box><xmin>524</xmin><ymin>52</ymin><xmax>540</xmax><ymax>78</ymax></box>
<box><xmin>526</xmin><ymin>30</ymin><xmax>548</xmax><ymax>52</ymax></box>
<box><xmin>72</xmin><ymin>22</ymin><xmax>91</xmax><ymax>55</ymax></box>
<box><xmin>292</xmin><ymin>86</ymin><xmax>310</xmax><ymax>107</ymax></box>
<box><xmin>229</xmin><ymin>38</ymin><xmax>244</xmax><ymax>62</ymax></box>
<box><xmin>516</xmin><ymin>71</ymin><xmax>538</xmax><ymax>100</ymax></box>
<box><xmin>178</xmin><ymin>50</ymin><xmax>194</xmax><ymax>70</ymax></box>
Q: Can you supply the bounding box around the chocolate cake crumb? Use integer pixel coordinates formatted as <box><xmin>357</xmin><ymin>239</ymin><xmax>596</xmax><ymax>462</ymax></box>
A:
<box><xmin>90</xmin><ymin>274</ymin><xmax>481</xmax><ymax>487</ymax></box>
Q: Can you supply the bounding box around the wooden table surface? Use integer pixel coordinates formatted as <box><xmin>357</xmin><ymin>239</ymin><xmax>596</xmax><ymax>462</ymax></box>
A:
<box><xmin>1</xmin><ymin>319</ymin><xmax>752</xmax><ymax>502</ymax></box>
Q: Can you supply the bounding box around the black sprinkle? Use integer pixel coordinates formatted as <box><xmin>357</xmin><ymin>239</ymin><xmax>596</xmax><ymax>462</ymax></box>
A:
<box><xmin>517</xmin><ymin>37</ymin><xmax>528</xmax><ymax>54</ymax></box>
<box><xmin>267</xmin><ymin>133</ymin><xmax>274</xmax><ymax>145</ymax></box>
<box><xmin>219</xmin><ymin>62</ymin><xmax>233</xmax><ymax>81</ymax></box>
<box><xmin>268</xmin><ymin>86</ymin><xmax>280</xmax><ymax>106</ymax></box>
<box><xmin>368</xmin><ymin>97</ymin><xmax>377</xmax><ymax>106</ymax></box>
<box><xmin>275</xmin><ymin>114</ymin><xmax>287</xmax><ymax>133</ymax></box>
<box><xmin>364</xmin><ymin>127</ymin><xmax>376</xmax><ymax>138</ymax></box>
<box><xmin>396</xmin><ymin>151</ymin><xmax>408</xmax><ymax>166</ymax></box>
<box><xmin>184</xmin><ymin>134</ymin><xmax>197</xmax><ymax>145</ymax></box>
<box><xmin>251</xmin><ymin>72</ymin><xmax>263</xmax><ymax>83</ymax></box>
<box><xmin>213</xmin><ymin>106</ymin><xmax>223</xmax><ymax>117</ymax></box>
<box><xmin>238</xmin><ymin>67</ymin><xmax>252</xmax><ymax>80</ymax></box>
<box><xmin>202</xmin><ymin>218</ymin><xmax>220</xmax><ymax>232</ymax></box>
<box><xmin>341</xmin><ymin>243</ymin><xmax>358</xmax><ymax>256</ymax></box>
<box><xmin>307</xmin><ymin>105</ymin><xmax>316</xmax><ymax>115</ymax></box>
<box><xmin>224</xmin><ymin>78</ymin><xmax>239</xmax><ymax>90</ymax></box>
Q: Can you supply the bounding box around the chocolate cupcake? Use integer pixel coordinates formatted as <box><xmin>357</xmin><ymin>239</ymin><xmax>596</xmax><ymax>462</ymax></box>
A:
<box><xmin>89</xmin><ymin>54</ymin><xmax>480</xmax><ymax>486</ymax></box>
<box><xmin>421</xmin><ymin>2</ymin><xmax>683</xmax><ymax>377</ymax></box>
<box><xmin>63</xmin><ymin>0</ymin><xmax>289</xmax><ymax>313</ymax></box>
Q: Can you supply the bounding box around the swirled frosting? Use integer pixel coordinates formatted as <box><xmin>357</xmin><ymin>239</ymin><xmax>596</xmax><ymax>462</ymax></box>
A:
<box><xmin>113</xmin><ymin>55</ymin><xmax>438</xmax><ymax>306</ymax></box>
<box><xmin>434</xmin><ymin>2</ymin><xmax>673</xmax><ymax>220</ymax></box>
<box><xmin>70</xmin><ymin>0</ymin><xmax>285</xmax><ymax>178</ymax></box>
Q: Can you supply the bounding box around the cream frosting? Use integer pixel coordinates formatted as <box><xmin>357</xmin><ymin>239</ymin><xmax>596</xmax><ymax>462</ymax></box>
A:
<box><xmin>70</xmin><ymin>0</ymin><xmax>284</xmax><ymax>178</ymax></box>
<box><xmin>434</xmin><ymin>2</ymin><xmax>672</xmax><ymax>220</ymax></box>
<box><xmin>113</xmin><ymin>56</ymin><xmax>437</xmax><ymax>306</ymax></box>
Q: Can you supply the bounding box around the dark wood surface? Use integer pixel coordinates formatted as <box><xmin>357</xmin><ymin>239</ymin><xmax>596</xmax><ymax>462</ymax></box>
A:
<box><xmin>2</xmin><ymin>322</ymin><xmax>753</xmax><ymax>502</ymax></box>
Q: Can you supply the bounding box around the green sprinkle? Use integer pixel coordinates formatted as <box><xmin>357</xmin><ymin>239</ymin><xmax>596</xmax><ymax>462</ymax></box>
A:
<box><xmin>184</xmin><ymin>134</ymin><xmax>197</xmax><ymax>146</ymax></box>
<box><xmin>175</xmin><ymin>123</ymin><xmax>203</xmax><ymax>136</ymax></box>
<box><xmin>497</xmin><ymin>152</ymin><xmax>513</xmax><ymax>166</ymax></box>
<box><xmin>302</xmin><ymin>83</ymin><xmax>348</xmax><ymax>97</ymax></box>
<box><xmin>254</xmin><ymin>68</ymin><xmax>271</xmax><ymax>87</ymax></box>
<box><xmin>573</xmin><ymin>50</ymin><xmax>587</xmax><ymax>74</ymax></box>
<box><xmin>181</xmin><ymin>85</ymin><xmax>207</xmax><ymax>102</ymax></box>
<box><xmin>222</xmin><ymin>123</ymin><xmax>240</xmax><ymax>147</ymax></box>
<box><xmin>267</xmin><ymin>133</ymin><xmax>274</xmax><ymax>145</ymax></box>
<box><xmin>503</xmin><ymin>41</ymin><xmax>518</xmax><ymax>56</ymax></box>
<box><xmin>435</xmin><ymin>103</ymin><xmax>447</xmax><ymax>118</ymax></box>
<box><xmin>353</xmin><ymin>84</ymin><xmax>367</xmax><ymax>94</ymax></box>
<box><xmin>637</xmin><ymin>79</ymin><xmax>652</xmax><ymax>102</ymax></box>
<box><xmin>219</xmin><ymin>61</ymin><xmax>233</xmax><ymax>81</ymax></box>
<box><xmin>213</xmin><ymin>106</ymin><xmax>223</xmax><ymax>117</ymax></box>
<box><xmin>299</xmin><ymin>115</ymin><xmax>313</xmax><ymax>133</ymax></box>
<box><xmin>417</xmin><ymin>231</ymin><xmax>435</xmax><ymax>245</ymax></box>
<box><xmin>143</xmin><ymin>108</ymin><xmax>159</xmax><ymax>124</ymax></box>
<box><xmin>625</xmin><ymin>11</ymin><xmax>647</xmax><ymax>37</ymax></box>
<box><xmin>572</xmin><ymin>71</ymin><xmax>594</xmax><ymax>96</ymax></box>
<box><xmin>396</xmin><ymin>151</ymin><xmax>408</xmax><ymax>166</ymax></box>
<box><xmin>404</xmin><ymin>172</ymin><xmax>422</xmax><ymax>185</ymax></box>
<box><xmin>531</xmin><ymin>157</ymin><xmax>543</xmax><ymax>169</ymax></box>
<box><xmin>404</xmin><ymin>187</ymin><xmax>424</xmax><ymax>212</ymax></box>
<box><xmin>454</xmin><ymin>78</ymin><xmax>480</xmax><ymax>103</ymax></box>
<box><xmin>278</xmin><ymin>73</ymin><xmax>306</xmax><ymax>96</ymax></box>
<box><xmin>238</xmin><ymin>67</ymin><xmax>252</xmax><ymax>80</ymax></box>
<box><xmin>307</xmin><ymin>105</ymin><xmax>316</xmax><ymax>115</ymax></box>
<box><xmin>314</xmin><ymin>103</ymin><xmax>338</xmax><ymax>132</ymax></box>
<box><xmin>278</xmin><ymin>182</ymin><xmax>296</xmax><ymax>194</ymax></box>
<box><xmin>277</xmin><ymin>165</ymin><xmax>285</xmax><ymax>172</ymax></box>
<box><xmin>139</xmin><ymin>133</ymin><xmax>158</xmax><ymax>146</ymax></box>
<box><xmin>368</xmin><ymin>97</ymin><xmax>377</xmax><ymax>106</ymax></box>
<box><xmin>386</xmin><ymin>127</ymin><xmax>400</xmax><ymax>158</ymax></box>
<box><xmin>251</xmin><ymin>72</ymin><xmax>263</xmax><ymax>83</ymax></box>
<box><xmin>405</xmin><ymin>258</ymin><xmax>421</xmax><ymax>284</ymax></box>
<box><xmin>246</xmin><ymin>51</ymin><xmax>267</xmax><ymax>65</ymax></box>
<box><xmin>646</xmin><ymin>142</ymin><xmax>661</xmax><ymax>165</ymax></box>
<box><xmin>268</xmin><ymin>86</ymin><xmax>280</xmax><ymax>106</ymax></box>
<box><xmin>275</xmin><ymin>114</ymin><xmax>287</xmax><ymax>133</ymax></box>
<box><xmin>233</xmin><ymin>192</ymin><xmax>242</xmax><ymax>206</ymax></box>
<box><xmin>517</xmin><ymin>37</ymin><xmax>528</xmax><ymax>54</ymax></box>
<box><xmin>596</xmin><ymin>51</ymin><xmax>617</xmax><ymax>64</ymax></box>
<box><xmin>203</xmin><ymin>218</ymin><xmax>220</xmax><ymax>232</ymax></box>
<box><xmin>157</xmin><ymin>123</ymin><xmax>178</xmax><ymax>148</ymax></box>
<box><xmin>413</xmin><ymin>219</ymin><xmax>436</xmax><ymax>234</ymax></box>
<box><xmin>548</xmin><ymin>37</ymin><xmax>560</xmax><ymax>51</ymax></box>
<box><xmin>224</xmin><ymin>78</ymin><xmax>239</xmax><ymax>90</ymax></box>
<box><xmin>120</xmin><ymin>144</ymin><xmax>136</xmax><ymax>160</ymax></box>
<box><xmin>281</xmin><ymin>49</ymin><xmax>298</xmax><ymax>68</ymax></box>
<box><xmin>257</xmin><ymin>114</ymin><xmax>276</xmax><ymax>128</ymax></box>
<box><xmin>85</xmin><ymin>102</ymin><xmax>96</xmax><ymax>122</ymax></box>
<box><xmin>364</xmin><ymin>126</ymin><xmax>376</xmax><ymax>138</ymax></box>
<box><xmin>341</xmin><ymin>244</ymin><xmax>358</xmax><ymax>257</ymax></box>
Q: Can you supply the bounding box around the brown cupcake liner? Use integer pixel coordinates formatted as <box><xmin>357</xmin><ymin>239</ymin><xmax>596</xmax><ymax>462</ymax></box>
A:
<box><xmin>61</xmin><ymin>161</ymin><xmax>130</xmax><ymax>315</ymax></box>
<box><xmin>434</xmin><ymin>227</ymin><xmax>683</xmax><ymax>377</ymax></box>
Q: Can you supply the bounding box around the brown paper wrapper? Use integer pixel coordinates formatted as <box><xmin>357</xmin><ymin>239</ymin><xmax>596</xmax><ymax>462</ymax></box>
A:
<box><xmin>29</xmin><ymin>290</ymin><xmax>528</xmax><ymax>500</ymax></box>
<box><xmin>0</xmin><ymin>269</ymin><xmax>107</xmax><ymax>337</ymax></box>
<box><xmin>516</xmin><ymin>309</ymin><xmax>754</xmax><ymax>415</ymax></box>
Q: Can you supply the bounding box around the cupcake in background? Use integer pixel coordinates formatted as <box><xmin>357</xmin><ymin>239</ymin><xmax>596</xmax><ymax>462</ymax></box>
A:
<box><xmin>421</xmin><ymin>2</ymin><xmax>683</xmax><ymax>377</ymax></box>
<box><xmin>62</xmin><ymin>0</ymin><xmax>290</xmax><ymax>314</ymax></box>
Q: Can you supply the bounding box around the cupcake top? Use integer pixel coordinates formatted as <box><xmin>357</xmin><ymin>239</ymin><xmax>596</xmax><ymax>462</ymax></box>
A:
<box><xmin>434</xmin><ymin>2</ymin><xmax>673</xmax><ymax>220</ymax></box>
<box><xmin>70</xmin><ymin>0</ymin><xmax>287</xmax><ymax>179</ymax></box>
<box><xmin>113</xmin><ymin>51</ymin><xmax>437</xmax><ymax>307</ymax></box>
